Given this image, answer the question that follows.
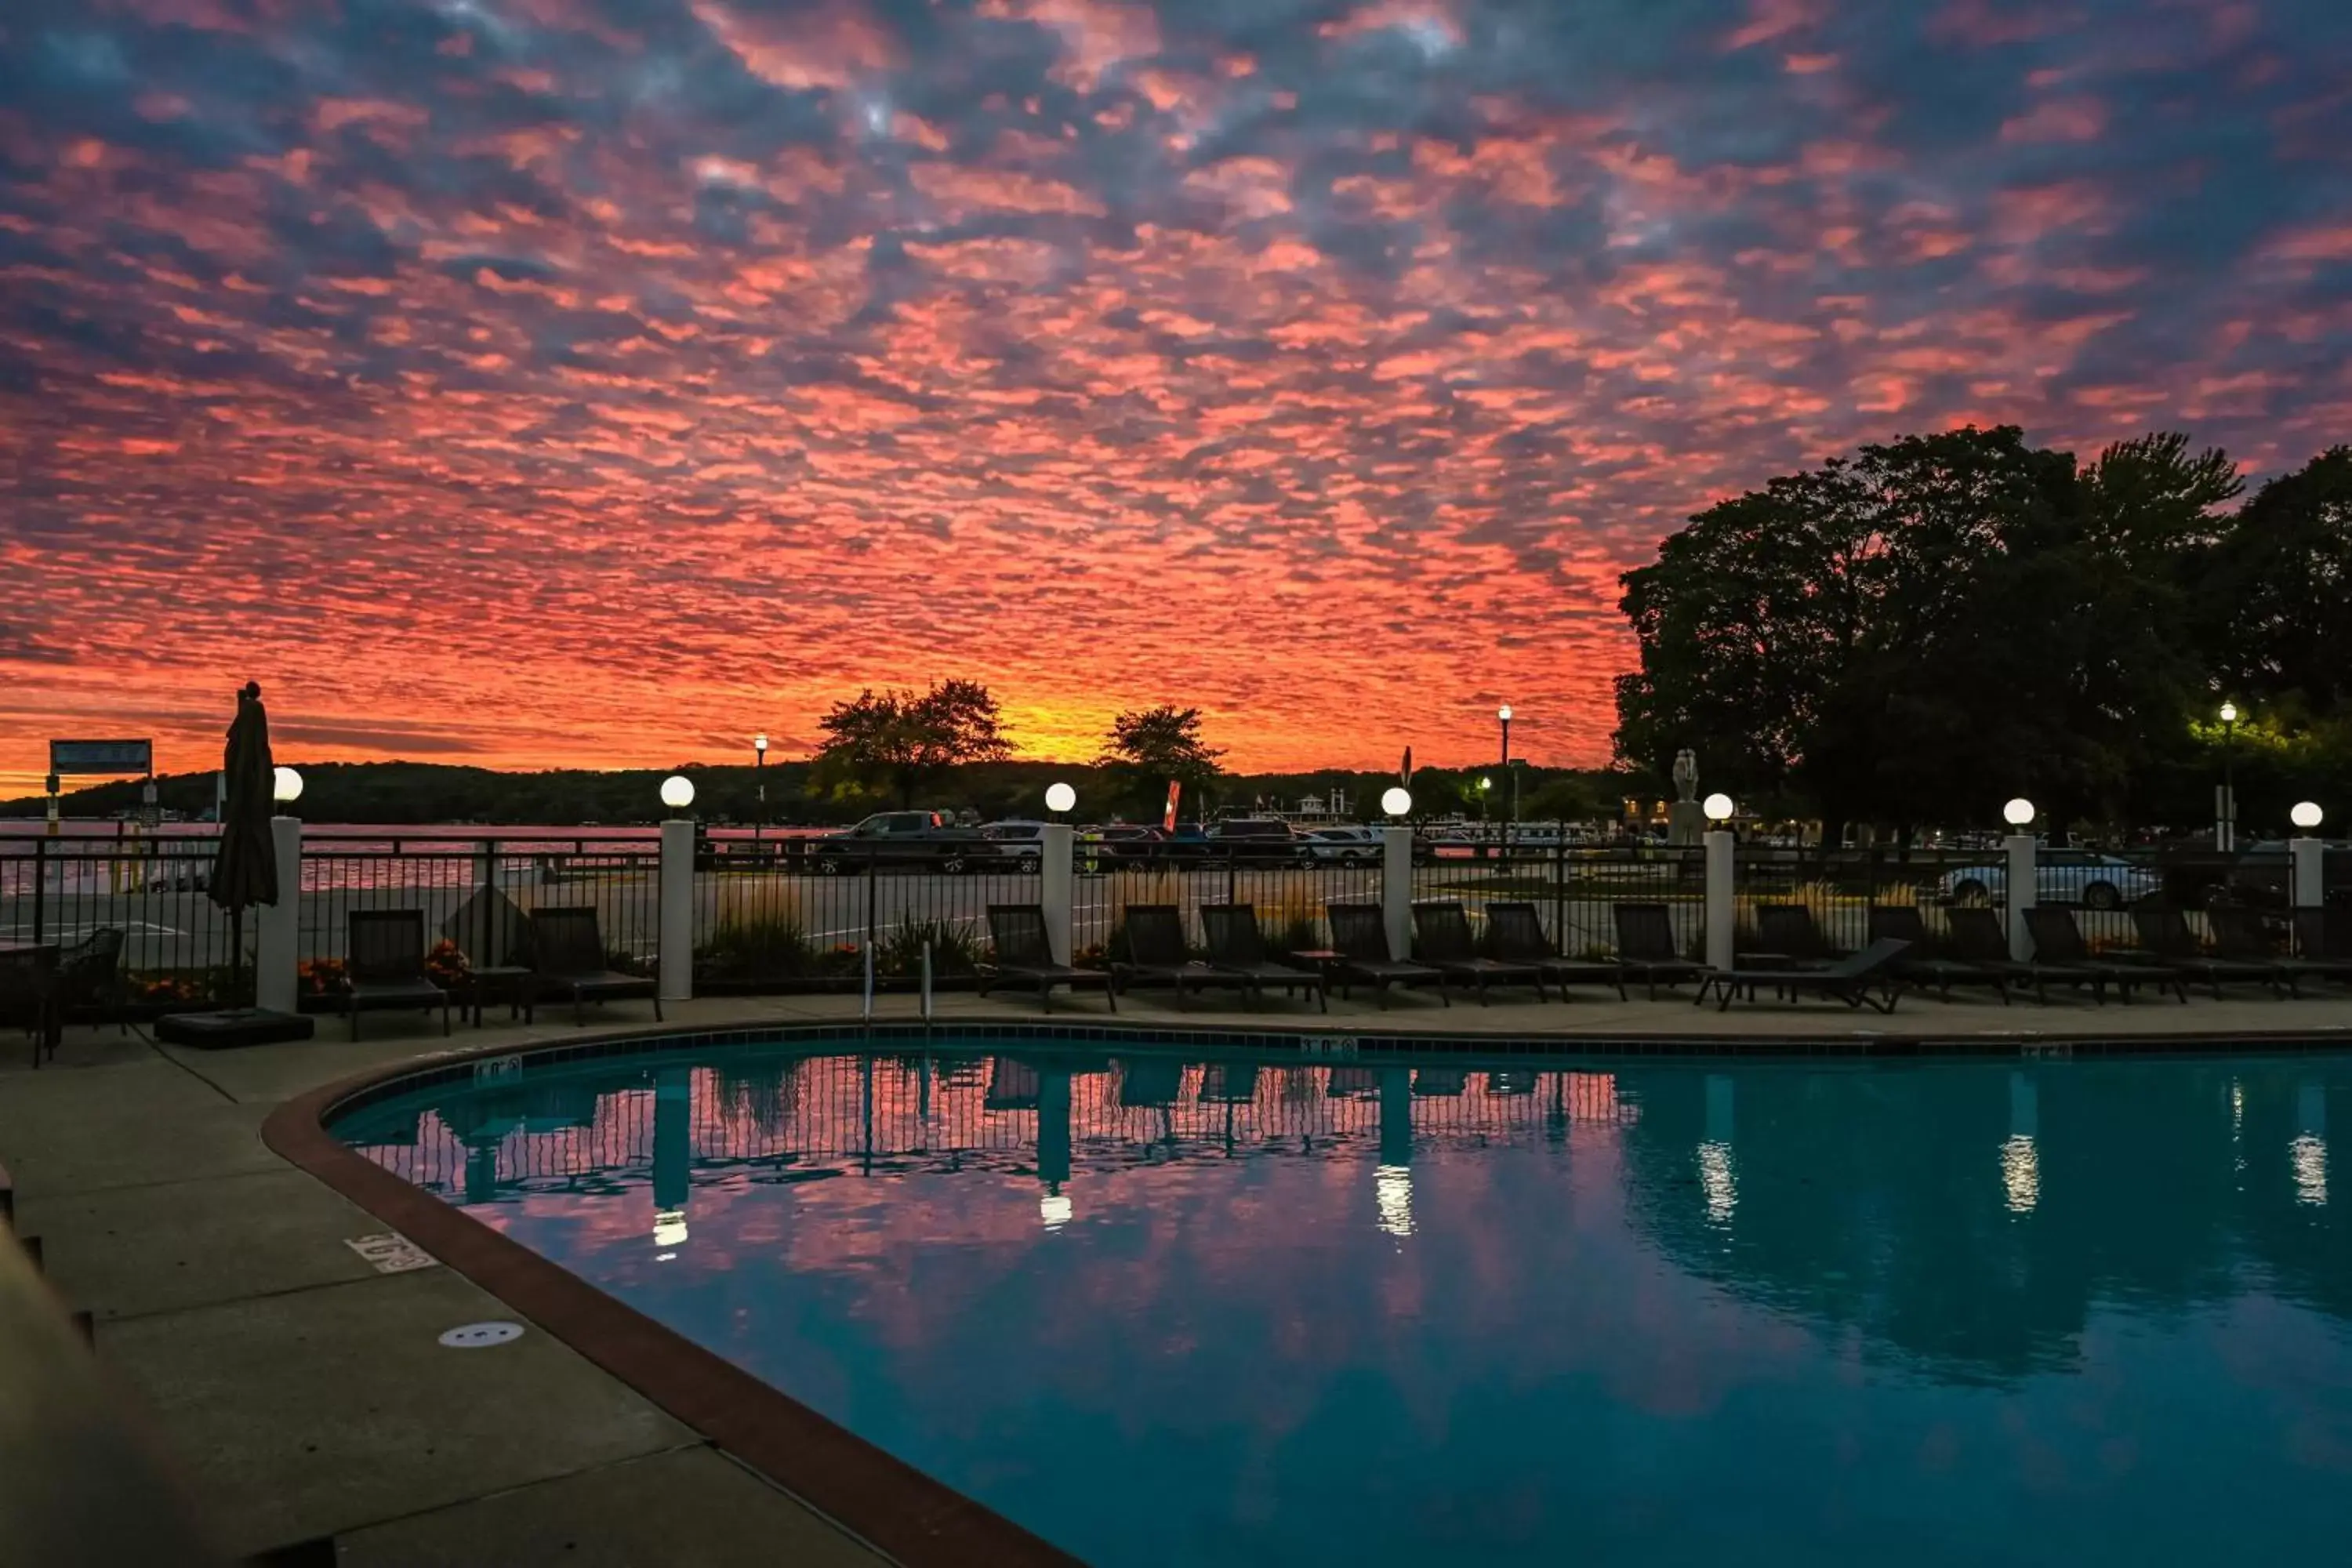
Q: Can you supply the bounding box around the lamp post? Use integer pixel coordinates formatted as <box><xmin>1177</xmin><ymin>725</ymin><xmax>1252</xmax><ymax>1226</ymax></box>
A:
<box><xmin>1497</xmin><ymin>705</ymin><xmax>1515</xmax><ymax>847</ymax></box>
<box><xmin>2218</xmin><ymin>701</ymin><xmax>2238</xmax><ymax>852</ymax></box>
<box><xmin>753</xmin><ymin>732</ymin><xmax>768</xmax><ymax>846</ymax></box>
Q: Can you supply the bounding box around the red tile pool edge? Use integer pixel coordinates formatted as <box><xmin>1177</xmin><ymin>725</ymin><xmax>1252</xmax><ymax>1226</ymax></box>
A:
<box><xmin>260</xmin><ymin>1062</ymin><xmax>1084</xmax><ymax>1568</ymax></box>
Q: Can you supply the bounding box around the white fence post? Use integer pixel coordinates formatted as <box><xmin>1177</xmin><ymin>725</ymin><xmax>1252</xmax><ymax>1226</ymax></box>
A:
<box><xmin>255</xmin><ymin>815</ymin><xmax>301</xmax><ymax>1014</ymax></box>
<box><xmin>659</xmin><ymin>819</ymin><xmax>694</xmax><ymax>1004</ymax></box>
<box><xmin>2290</xmin><ymin>836</ymin><xmax>2324</xmax><ymax>912</ymax></box>
<box><xmin>1380</xmin><ymin>825</ymin><xmax>1414</xmax><ymax>958</ymax></box>
<box><xmin>2005</xmin><ymin>833</ymin><xmax>2038</xmax><ymax>960</ymax></box>
<box><xmin>1703</xmin><ymin>829</ymin><xmax>1735</xmax><ymax>972</ymax></box>
<box><xmin>1041</xmin><ymin>823</ymin><xmax>1075</xmax><ymax>964</ymax></box>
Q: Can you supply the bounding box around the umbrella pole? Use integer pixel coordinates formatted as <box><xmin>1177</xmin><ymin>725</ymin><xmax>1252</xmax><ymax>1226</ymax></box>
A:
<box><xmin>231</xmin><ymin>907</ymin><xmax>244</xmax><ymax>1008</ymax></box>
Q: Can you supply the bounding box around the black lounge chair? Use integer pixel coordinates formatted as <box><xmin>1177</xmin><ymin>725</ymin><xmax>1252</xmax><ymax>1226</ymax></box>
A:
<box><xmin>1944</xmin><ymin>906</ymin><xmax>2112</xmax><ymax>1004</ymax></box>
<box><xmin>981</xmin><ymin>904</ymin><xmax>1116</xmax><ymax>1013</ymax></box>
<box><xmin>1410</xmin><ymin>901</ymin><xmax>1545</xmax><ymax>1003</ymax></box>
<box><xmin>1754</xmin><ymin>903</ymin><xmax>1838</xmax><ymax>967</ymax></box>
<box><xmin>1200</xmin><ymin>904</ymin><xmax>1326</xmax><ymax>1011</ymax></box>
<box><xmin>1612</xmin><ymin>903</ymin><xmax>1710</xmax><ymax>999</ymax></box>
<box><xmin>1325</xmin><ymin>902</ymin><xmax>1446</xmax><ymax>1007</ymax></box>
<box><xmin>2129</xmin><ymin>904</ymin><xmax>2288</xmax><ymax>998</ymax></box>
<box><xmin>347</xmin><ymin>909</ymin><xmax>452</xmax><ymax>1040</ymax></box>
<box><xmin>1696</xmin><ymin>937</ymin><xmax>1911</xmax><ymax>1013</ymax></box>
<box><xmin>2292</xmin><ymin>909</ymin><xmax>2352</xmax><ymax>985</ymax></box>
<box><xmin>2</xmin><ymin>944</ymin><xmax>59</xmax><ymax>1069</ymax></box>
<box><xmin>525</xmin><ymin>906</ymin><xmax>662</xmax><ymax>1026</ymax></box>
<box><xmin>1486</xmin><ymin>902</ymin><xmax>1628</xmax><ymax>1000</ymax></box>
<box><xmin>53</xmin><ymin>926</ymin><xmax>129</xmax><ymax>1036</ymax></box>
<box><xmin>1867</xmin><ymin>906</ymin><xmax>2009</xmax><ymax>1003</ymax></box>
<box><xmin>1109</xmin><ymin>905</ymin><xmax>1231</xmax><ymax>1007</ymax></box>
<box><xmin>2024</xmin><ymin>906</ymin><xmax>2187</xmax><ymax>1004</ymax></box>
<box><xmin>2214</xmin><ymin>907</ymin><xmax>2352</xmax><ymax>990</ymax></box>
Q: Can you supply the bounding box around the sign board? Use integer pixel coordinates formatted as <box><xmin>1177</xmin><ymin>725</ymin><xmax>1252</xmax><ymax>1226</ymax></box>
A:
<box><xmin>1163</xmin><ymin>781</ymin><xmax>1181</xmax><ymax>833</ymax></box>
<box><xmin>49</xmin><ymin>739</ymin><xmax>152</xmax><ymax>775</ymax></box>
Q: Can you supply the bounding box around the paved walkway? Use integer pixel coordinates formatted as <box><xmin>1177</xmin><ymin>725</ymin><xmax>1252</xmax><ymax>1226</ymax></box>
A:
<box><xmin>5</xmin><ymin>982</ymin><xmax>2350</xmax><ymax>1563</ymax></box>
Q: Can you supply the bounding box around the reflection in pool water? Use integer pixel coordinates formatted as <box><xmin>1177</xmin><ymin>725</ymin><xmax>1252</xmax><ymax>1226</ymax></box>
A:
<box><xmin>336</xmin><ymin>1046</ymin><xmax>2352</xmax><ymax>1566</ymax></box>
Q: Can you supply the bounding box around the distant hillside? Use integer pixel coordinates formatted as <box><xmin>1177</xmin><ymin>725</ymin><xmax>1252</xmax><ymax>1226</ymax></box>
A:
<box><xmin>3</xmin><ymin>758</ymin><xmax>1650</xmax><ymax>826</ymax></box>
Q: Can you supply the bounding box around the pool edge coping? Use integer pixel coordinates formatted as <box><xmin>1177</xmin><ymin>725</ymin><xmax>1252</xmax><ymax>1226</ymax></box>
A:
<box><xmin>263</xmin><ymin>1014</ymin><xmax>2352</xmax><ymax>1566</ymax></box>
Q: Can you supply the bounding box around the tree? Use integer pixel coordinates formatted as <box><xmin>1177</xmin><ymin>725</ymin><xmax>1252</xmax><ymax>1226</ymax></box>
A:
<box><xmin>810</xmin><ymin>680</ymin><xmax>1012</xmax><ymax>808</ymax></box>
<box><xmin>1613</xmin><ymin>426</ymin><xmax>2225</xmax><ymax>837</ymax></box>
<box><xmin>2201</xmin><ymin>447</ymin><xmax>2352</xmax><ymax>717</ymax></box>
<box><xmin>1096</xmin><ymin>705</ymin><xmax>1225</xmax><ymax>816</ymax></box>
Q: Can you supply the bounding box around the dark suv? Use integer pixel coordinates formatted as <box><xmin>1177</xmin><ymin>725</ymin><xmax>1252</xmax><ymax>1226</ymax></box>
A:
<box><xmin>1205</xmin><ymin>818</ymin><xmax>1302</xmax><ymax>865</ymax></box>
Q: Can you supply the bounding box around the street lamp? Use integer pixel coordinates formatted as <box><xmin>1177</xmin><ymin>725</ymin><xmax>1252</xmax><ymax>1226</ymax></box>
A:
<box><xmin>2291</xmin><ymin>801</ymin><xmax>2323</xmax><ymax>831</ymax></box>
<box><xmin>660</xmin><ymin>775</ymin><xmax>695</xmax><ymax>812</ymax></box>
<box><xmin>1702</xmin><ymin>793</ymin><xmax>1734</xmax><ymax>824</ymax></box>
<box><xmin>1381</xmin><ymin>786</ymin><xmax>1413</xmax><ymax>818</ymax></box>
<box><xmin>2218</xmin><ymin>701</ymin><xmax>2240</xmax><ymax>851</ymax></box>
<box><xmin>1497</xmin><ymin>706</ymin><xmax>1516</xmax><ymax>844</ymax></box>
<box><xmin>272</xmin><ymin>766</ymin><xmax>303</xmax><ymax>804</ymax></box>
<box><xmin>2002</xmin><ymin>798</ymin><xmax>2035</xmax><ymax>829</ymax></box>
<box><xmin>1044</xmin><ymin>781</ymin><xmax>1077</xmax><ymax>816</ymax></box>
<box><xmin>752</xmin><ymin>733</ymin><xmax>768</xmax><ymax>846</ymax></box>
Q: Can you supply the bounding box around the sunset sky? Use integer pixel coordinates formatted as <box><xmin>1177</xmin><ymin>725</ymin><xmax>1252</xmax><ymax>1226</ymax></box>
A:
<box><xmin>4</xmin><ymin>0</ymin><xmax>2350</xmax><ymax>794</ymax></box>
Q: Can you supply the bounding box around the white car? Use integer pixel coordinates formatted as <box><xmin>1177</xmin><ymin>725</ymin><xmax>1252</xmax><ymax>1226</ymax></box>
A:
<box><xmin>1301</xmin><ymin>826</ymin><xmax>1383</xmax><ymax>862</ymax></box>
<box><xmin>1936</xmin><ymin>851</ymin><xmax>2165</xmax><ymax>911</ymax></box>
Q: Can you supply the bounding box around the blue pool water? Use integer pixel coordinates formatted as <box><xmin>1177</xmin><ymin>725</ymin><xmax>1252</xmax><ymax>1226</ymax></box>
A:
<box><xmin>334</xmin><ymin>1041</ymin><xmax>2352</xmax><ymax>1566</ymax></box>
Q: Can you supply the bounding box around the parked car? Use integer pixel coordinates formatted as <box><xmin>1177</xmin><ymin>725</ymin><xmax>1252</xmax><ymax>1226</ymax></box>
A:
<box><xmin>1205</xmin><ymin>818</ymin><xmax>1302</xmax><ymax>864</ymax></box>
<box><xmin>1090</xmin><ymin>824</ymin><xmax>1167</xmax><ymax>869</ymax></box>
<box><xmin>1301</xmin><ymin>826</ymin><xmax>1382</xmax><ymax>863</ymax></box>
<box><xmin>1936</xmin><ymin>850</ymin><xmax>2166</xmax><ymax>910</ymax></box>
<box><xmin>982</xmin><ymin>820</ymin><xmax>1051</xmax><ymax>874</ymax></box>
<box><xmin>808</xmin><ymin>811</ymin><xmax>987</xmax><ymax>874</ymax></box>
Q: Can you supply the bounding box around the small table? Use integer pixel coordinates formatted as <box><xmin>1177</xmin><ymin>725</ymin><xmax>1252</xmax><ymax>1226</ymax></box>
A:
<box><xmin>1287</xmin><ymin>948</ymin><xmax>1348</xmax><ymax>993</ymax></box>
<box><xmin>456</xmin><ymin>966</ymin><xmax>535</xmax><ymax>1027</ymax></box>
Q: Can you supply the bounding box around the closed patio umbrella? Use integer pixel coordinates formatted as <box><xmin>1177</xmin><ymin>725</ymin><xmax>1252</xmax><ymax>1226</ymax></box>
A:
<box><xmin>209</xmin><ymin>681</ymin><xmax>279</xmax><ymax>1004</ymax></box>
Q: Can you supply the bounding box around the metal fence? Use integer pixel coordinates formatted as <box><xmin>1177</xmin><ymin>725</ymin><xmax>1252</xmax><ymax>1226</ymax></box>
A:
<box><xmin>692</xmin><ymin>841</ymin><xmax>1044</xmax><ymax>989</ymax></box>
<box><xmin>1068</xmin><ymin>844</ymin><xmax>1385</xmax><ymax>960</ymax></box>
<box><xmin>296</xmin><ymin>833</ymin><xmax>662</xmax><ymax>997</ymax></box>
<box><xmin>1410</xmin><ymin>839</ymin><xmax>1706</xmax><ymax>960</ymax></box>
<box><xmin>0</xmin><ymin>834</ymin><xmax>240</xmax><ymax>1006</ymax></box>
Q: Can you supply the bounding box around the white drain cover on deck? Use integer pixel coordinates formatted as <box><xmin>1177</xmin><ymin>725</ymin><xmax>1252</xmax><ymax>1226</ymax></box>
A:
<box><xmin>437</xmin><ymin>1321</ymin><xmax>526</xmax><ymax>1349</ymax></box>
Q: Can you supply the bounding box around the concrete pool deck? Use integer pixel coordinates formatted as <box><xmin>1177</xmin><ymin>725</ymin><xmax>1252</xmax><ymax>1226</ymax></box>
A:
<box><xmin>5</xmin><ymin>982</ymin><xmax>2351</xmax><ymax>1564</ymax></box>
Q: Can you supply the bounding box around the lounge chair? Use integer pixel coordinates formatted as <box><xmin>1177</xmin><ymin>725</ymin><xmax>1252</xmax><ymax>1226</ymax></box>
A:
<box><xmin>53</xmin><ymin>927</ymin><xmax>129</xmax><ymax>1036</ymax></box>
<box><xmin>2024</xmin><ymin>906</ymin><xmax>2187</xmax><ymax>1003</ymax></box>
<box><xmin>525</xmin><ymin>906</ymin><xmax>662</xmax><ymax>1026</ymax></box>
<box><xmin>1754</xmin><ymin>903</ymin><xmax>1838</xmax><ymax>967</ymax></box>
<box><xmin>1944</xmin><ymin>906</ymin><xmax>2113</xmax><ymax>1004</ymax></box>
<box><xmin>1109</xmin><ymin>905</ymin><xmax>1232</xmax><ymax>1007</ymax></box>
<box><xmin>2292</xmin><ymin>909</ymin><xmax>2352</xmax><ymax>984</ymax></box>
<box><xmin>1612</xmin><ymin>903</ymin><xmax>1710</xmax><ymax>999</ymax></box>
<box><xmin>1117</xmin><ymin>1057</ymin><xmax>1185</xmax><ymax>1108</ymax></box>
<box><xmin>1486</xmin><ymin>902</ymin><xmax>1628</xmax><ymax>1000</ymax></box>
<box><xmin>1410</xmin><ymin>901</ymin><xmax>1544</xmax><ymax>1003</ymax></box>
<box><xmin>1696</xmin><ymin>938</ymin><xmax>1911</xmax><ymax>1013</ymax></box>
<box><xmin>346</xmin><ymin>909</ymin><xmax>452</xmax><ymax>1040</ymax></box>
<box><xmin>981</xmin><ymin>905</ymin><xmax>1116</xmax><ymax>1013</ymax></box>
<box><xmin>1867</xmin><ymin>906</ymin><xmax>2010</xmax><ymax>1003</ymax></box>
<box><xmin>2214</xmin><ymin>908</ymin><xmax>2352</xmax><ymax>990</ymax></box>
<box><xmin>1200</xmin><ymin>904</ymin><xmax>1325</xmax><ymax>1011</ymax></box>
<box><xmin>1325</xmin><ymin>902</ymin><xmax>1446</xmax><ymax>1007</ymax></box>
<box><xmin>2129</xmin><ymin>905</ymin><xmax>2289</xmax><ymax>998</ymax></box>
<box><xmin>2</xmin><ymin>945</ymin><xmax>58</xmax><ymax>1069</ymax></box>
<box><xmin>1413</xmin><ymin>1067</ymin><xmax>1466</xmax><ymax>1096</ymax></box>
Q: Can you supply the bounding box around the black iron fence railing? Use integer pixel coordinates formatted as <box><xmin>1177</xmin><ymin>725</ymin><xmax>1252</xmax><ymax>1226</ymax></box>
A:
<box><xmin>1069</xmin><ymin>844</ymin><xmax>1384</xmax><ymax>960</ymax></box>
<box><xmin>1410</xmin><ymin>839</ymin><xmax>1706</xmax><ymax>960</ymax></box>
<box><xmin>692</xmin><ymin>841</ymin><xmax>1043</xmax><ymax>989</ymax></box>
<box><xmin>296</xmin><ymin>833</ymin><xmax>661</xmax><ymax>1001</ymax></box>
<box><xmin>0</xmin><ymin>835</ymin><xmax>240</xmax><ymax>1008</ymax></box>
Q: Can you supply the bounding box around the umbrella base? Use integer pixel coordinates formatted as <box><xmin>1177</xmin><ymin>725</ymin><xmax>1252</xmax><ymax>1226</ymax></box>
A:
<box><xmin>154</xmin><ymin>1008</ymin><xmax>316</xmax><ymax>1050</ymax></box>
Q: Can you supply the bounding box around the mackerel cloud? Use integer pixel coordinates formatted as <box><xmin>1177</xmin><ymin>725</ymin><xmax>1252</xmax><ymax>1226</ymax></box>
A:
<box><xmin>2</xmin><ymin>0</ymin><xmax>2348</xmax><ymax>785</ymax></box>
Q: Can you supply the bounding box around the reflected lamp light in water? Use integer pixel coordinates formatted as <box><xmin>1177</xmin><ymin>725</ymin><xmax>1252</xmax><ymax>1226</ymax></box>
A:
<box><xmin>1374</xmin><ymin>1164</ymin><xmax>1414</xmax><ymax>1238</ymax></box>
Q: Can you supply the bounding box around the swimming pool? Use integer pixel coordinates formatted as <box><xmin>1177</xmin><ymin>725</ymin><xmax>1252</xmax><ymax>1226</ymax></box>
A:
<box><xmin>330</xmin><ymin>1036</ymin><xmax>2351</xmax><ymax>1566</ymax></box>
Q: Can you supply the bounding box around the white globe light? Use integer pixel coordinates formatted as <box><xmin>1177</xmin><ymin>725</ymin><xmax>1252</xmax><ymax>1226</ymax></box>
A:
<box><xmin>1381</xmin><ymin>786</ymin><xmax>1413</xmax><ymax>817</ymax></box>
<box><xmin>271</xmin><ymin>765</ymin><xmax>303</xmax><ymax>804</ymax></box>
<box><xmin>1497</xmin><ymin>705</ymin><xmax>1512</xmax><ymax>721</ymax></box>
<box><xmin>2291</xmin><ymin>800</ymin><xmax>2323</xmax><ymax>830</ymax></box>
<box><xmin>1702</xmin><ymin>792</ymin><xmax>1734</xmax><ymax>822</ymax></box>
<box><xmin>2002</xmin><ymin>797</ymin><xmax>2035</xmax><ymax>827</ymax></box>
<box><xmin>753</xmin><ymin>732</ymin><xmax>768</xmax><ymax>753</ymax></box>
<box><xmin>659</xmin><ymin>775</ymin><xmax>695</xmax><ymax>811</ymax></box>
<box><xmin>2220</xmin><ymin>701</ymin><xmax>2238</xmax><ymax>724</ymax></box>
<box><xmin>1044</xmin><ymin>782</ymin><xmax>1077</xmax><ymax>814</ymax></box>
